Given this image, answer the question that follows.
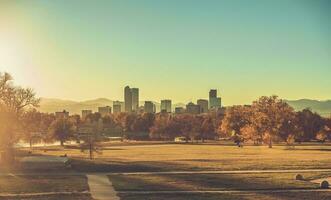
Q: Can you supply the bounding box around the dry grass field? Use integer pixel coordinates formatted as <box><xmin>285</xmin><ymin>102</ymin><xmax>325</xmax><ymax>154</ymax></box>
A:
<box><xmin>6</xmin><ymin>142</ymin><xmax>331</xmax><ymax>200</ymax></box>
<box><xmin>33</xmin><ymin>142</ymin><xmax>331</xmax><ymax>172</ymax></box>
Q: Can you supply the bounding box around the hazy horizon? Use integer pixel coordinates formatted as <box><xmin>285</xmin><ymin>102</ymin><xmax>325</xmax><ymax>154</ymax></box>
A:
<box><xmin>1</xmin><ymin>0</ymin><xmax>330</xmax><ymax>105</ymax></box>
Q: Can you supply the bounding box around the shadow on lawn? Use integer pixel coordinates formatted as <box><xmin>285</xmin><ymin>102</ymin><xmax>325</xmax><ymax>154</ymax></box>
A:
<box><xmin>111</xmin><ymin>173</ymin><xmax>329</xmax><ymax>200</ymax></box>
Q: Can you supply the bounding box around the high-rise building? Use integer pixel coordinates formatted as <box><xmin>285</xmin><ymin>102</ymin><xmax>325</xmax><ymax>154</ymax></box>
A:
<box><xmin>186</xmin><ymin>102</ymin><xmax>200</xmax><ymax>114</ymax></box>
<box><xmin>131</xmin><ymin>88</ymin><xmax>139</xmax><ymax>112</ymax></box>
<box><xmin>98</xmin><ymin>106</ymin><xmax>111</xmax><ymax>116</ymax></box>
<box><xmin>82</xmin><ymin>110</ymin><xmax>92</xmax><ymax>119</ymax></box>
<box><xmin>124</xmin><ymin>86</ymin><xmax>132</xmax><ymax>112</ymax></box>
<box><xmin>197</xmin><ymin>99</ymin><xmax>208</xmax><ymax>113</ymax></box>
<box><xmin>209</xmin><ymin>89</ymin><xmax>217</xmax><ymax>98</ymax></box>
<box><xmin>144</xmin><ymin>101</ymin><xmax>155</xmax><ymax>113</ymax></box>
<box><xmin>161</xmin><ymin>99</ymin><xmax>172</xmax><ymax>113</ymax></box>
<box><xmin>209</xmin><ymin>89</ymin><xmax>222</xmax><ymax>109</ymax></box>
<box><xmin>113</xmin><ymin>101</ymin><xmax>123</xmax><ymax>113</ymax></box>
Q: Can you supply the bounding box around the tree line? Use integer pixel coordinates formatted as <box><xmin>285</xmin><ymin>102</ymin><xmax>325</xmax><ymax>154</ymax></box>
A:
<box><xmin>1</xmin><ymin>72</ymin><xmax>331</xmax><ymax>159</ymax></box>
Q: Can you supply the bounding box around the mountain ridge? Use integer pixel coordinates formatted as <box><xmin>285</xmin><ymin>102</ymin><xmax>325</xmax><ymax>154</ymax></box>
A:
<box><xmin>38</xmin><ymin>97</ymin><xmax>331</xmax><ymax>117</ymax></box>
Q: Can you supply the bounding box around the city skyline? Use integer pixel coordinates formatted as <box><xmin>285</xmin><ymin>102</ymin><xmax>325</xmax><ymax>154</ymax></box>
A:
<box><xmin>1</xmin><ymin>0</ymin><xmax>330</xmax><ymax>105</ymax></box>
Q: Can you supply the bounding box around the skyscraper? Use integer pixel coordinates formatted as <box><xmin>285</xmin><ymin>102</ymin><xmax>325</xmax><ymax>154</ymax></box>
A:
<box><xmin>124</xmin><ymin>86</ymin><xmax>132</xmax><ymax>112</ymax></box>
<box><xmin>209</xmin><ymin>89</ymin><xmax>222</xmax><ymax>110</ymax></box>
<box><xmin>161</xmin><ymin>99</ymin><xmax>172</xmax><ymax>113</ymax></box>
<box><xmin>197</xmin><ymin>99</ymin><xmax>208</xmax><ymax>113</ymax></box>
<box><xmin>113</xmin><ymin>100</ymin><xmax>123</xmax><ymax>113</ymax></box>
<box><xmin>131</xmin><ymin>88</ymin><xmax>139</xmax><ymax>112</ymax></box>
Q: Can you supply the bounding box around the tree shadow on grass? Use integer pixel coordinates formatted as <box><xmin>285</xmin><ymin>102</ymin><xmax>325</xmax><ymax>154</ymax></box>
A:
<box><xmin>110</xmin><ymin>173</ymin><xmax>330</xmax><ymax>200</ymax></box>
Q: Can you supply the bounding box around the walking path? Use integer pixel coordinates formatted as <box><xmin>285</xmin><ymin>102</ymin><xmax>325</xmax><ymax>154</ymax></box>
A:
<box><xmin>87</xmin><ymin>174</ymin><xmax>120</xmax><ymax>200</ymax></box>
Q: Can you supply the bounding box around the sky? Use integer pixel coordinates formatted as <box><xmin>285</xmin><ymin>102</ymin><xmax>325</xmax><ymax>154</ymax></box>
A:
<box><xmin>0</xmin><ymin>0</ymin><xmax>330</xmax><ymax>105</ymax></box>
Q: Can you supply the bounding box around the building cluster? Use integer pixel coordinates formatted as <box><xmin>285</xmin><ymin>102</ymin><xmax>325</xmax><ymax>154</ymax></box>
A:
<box><xmin>55</xmin><ymin>86</ymin><xmax>223</xmax><ymax>118</ymax></box>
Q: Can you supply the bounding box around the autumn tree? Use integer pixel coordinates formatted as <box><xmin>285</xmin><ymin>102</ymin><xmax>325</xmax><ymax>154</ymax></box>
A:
<box><xmin>220</xmin><ymin>105</ymin><xmax>251</xmax><ymax>145</ymax></box>
<box><xmin>200</xmin><ymin>116</ymin><xmax>216</xmax><ymax>142</ymax></box>
<box><xmin>149</xmin><ymin>113</ymin><xmax>173</xmax><ymax>140</ymax></box>
<box><xmin>0</xmin><ymin>72</ymin><xmax>40</xmax><ymax>161</ymax></box>
<box><xmin>251</xmin><ymin>96</ymin><xmax>296</xmax><ymax>148</ymax></box>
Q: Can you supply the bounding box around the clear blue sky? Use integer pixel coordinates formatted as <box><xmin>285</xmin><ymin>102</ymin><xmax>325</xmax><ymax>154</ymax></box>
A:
<box><xmin>0</xmin><ymin>0</ymin><xmax>330</xmax><ymax>105</ymax></box>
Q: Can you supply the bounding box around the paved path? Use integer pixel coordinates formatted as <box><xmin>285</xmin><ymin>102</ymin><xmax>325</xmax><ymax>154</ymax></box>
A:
<box><xmin>87</xmin><ymin>174</ymin><xmax>120</xmax><ymax>200</ymax></box>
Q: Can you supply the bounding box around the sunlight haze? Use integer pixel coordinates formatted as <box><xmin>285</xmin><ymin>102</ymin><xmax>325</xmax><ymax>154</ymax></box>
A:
<box><xmin>0</xmin><ymin>0</ymin><xmax>330</xmax><ymax>105</ymax></box>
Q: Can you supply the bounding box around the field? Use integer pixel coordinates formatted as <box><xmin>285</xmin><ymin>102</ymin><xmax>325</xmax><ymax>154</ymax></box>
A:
<box><xmin>33</xmin><ymin>142</ymin><xmax>331</xmax><ymax>172</ymax></box>
<box><xmin>1</xmin><ymin>142</ymin><xmax>331</xmax><ymax>200</ymax></box>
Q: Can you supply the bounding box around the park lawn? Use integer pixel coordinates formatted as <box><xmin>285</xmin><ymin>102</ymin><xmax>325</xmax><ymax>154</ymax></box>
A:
<box><xmin>110</xmin><ymin>171</ymin><xmax>331</xmax><ymax>200</ymax></box>
<box><xmin>33</xmin><ymin>143</ymin><xmax>331</xmax><ymax>172</ymax></box>
<box><xmin>108</xmin><ymin>172</ymin><xmax>330</xmax><ymax>191</ymax></box>
<box><xmin>0</xmin><ymin>175</ymin><xmax>89</xmax><ymax>194</ymax></box>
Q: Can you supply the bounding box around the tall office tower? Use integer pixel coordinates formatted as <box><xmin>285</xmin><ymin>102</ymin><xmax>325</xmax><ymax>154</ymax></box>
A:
<box><xmin>186</xmin><ymin>102</ymin><xmax>200</xmax><ymax>114</ymax></box>
<box><xmin>98</xmin><ymin>106</ymin><xmax>111</xmax><ymax>116</ymax></box>
<box><xmin>113</xmin><ymin>101</ymin><xmax>123</xmax><ymax>113</ymax></box>
<box><xmin>209</xmin><ymin>89</ymin><xmax>217</xmax><ymax>109</ymax></box>
<box><xmin>124</xmin><ymin>86</ymin><xmax>132</xmax><ymax>112</ymax></box>
<box><xmin>197</xmin><ymin>99</ymin><xmax>208</xmax><ymax>113</ymax></box>
<box><xmin>82</xmin><ymin>110</ymin><xmax>92</xmax><ymax>119</ymax></box>
<box><xmin>144</xmin><ymin>101</ymin><xmax>155</xmax><ymax>113</ymax></box>
<box><xmin>131</xmin><ymin>88</ymin><xmax>139</xmax><ymax>112</ymax></box>
<box><xmin>209</xmin><ymin>89</ymin><xmax>222</xmax><ymax>110</ymax></box>
<box><xmin>160</xmin><ymin>99</ymin><xmax>172</xmax><ymax>113</ymax></box>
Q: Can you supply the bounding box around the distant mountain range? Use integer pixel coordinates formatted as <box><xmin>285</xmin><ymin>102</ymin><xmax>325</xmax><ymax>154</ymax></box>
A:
<box><xmin>285</xmin><ymin>99</ymin><xmax>331</xmax><ymax>117</ymax></box>
<box><xmin>38</xmin><ymin>98</ymin><xmax>185</xmax><ymax>114</ymax></box>
<box><xmin>38</xmin><ymin>98</ymin><xmax>331</xmax><ymax>117</ymax></box>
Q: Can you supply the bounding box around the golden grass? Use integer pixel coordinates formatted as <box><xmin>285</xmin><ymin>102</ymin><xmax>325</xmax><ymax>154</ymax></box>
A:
<box><xmin>33</xmin><ymin>143</ymin><xmax>331</xmax><ymax>171</ymax></box>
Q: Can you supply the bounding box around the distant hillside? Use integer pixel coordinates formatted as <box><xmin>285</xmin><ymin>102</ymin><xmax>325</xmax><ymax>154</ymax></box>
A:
<box><xmin>285</xmin><ymin>99</ymin><xmax>331</xmax><ymax>117</ymax></box>
<box><xmin>39</xmin><ymin>98</ymin><xmax>331</xmax><ymax>117</ymax></box>
<box><xmin>39</xmin><ymin>98</ymin><xmax>114</xmax><ymax>114</ymax></box>
<box><xmin>39</xmin><ymin>98</ymin><xmax>186</xmax><ymax>114</ymax></box>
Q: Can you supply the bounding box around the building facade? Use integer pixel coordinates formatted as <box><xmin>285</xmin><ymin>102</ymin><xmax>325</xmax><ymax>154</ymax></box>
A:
<box><xmin>197</xmin><ymin>99</ymin><xmax>208</xmax><ymax>113</ymax></box>
<box><xmin>124</xmin><ymin>86</ymin><xmax>132</xmax><ymax>112</ymax></box>
<box><xmin>209</xmin><ymin>89</ymin><xmax>222</xmax><ymax>109</ymax></box>
<box><xmin>98</xmin><ymin>106</ymin><xmax>111</xmax><ymax>116</ymax></box>
<box><xmin>186</xmin><ymin>102</ymin><xmax>200</xmax><ymax>114</ymax></box>
<box><xmin>55</xmin><ymin>110</ymin><xmax>69</xmax><ymax>119</ymax></box>
<box><xmin>161</xmin><ymin>99</ymin><xmax>172</xmax><ymax>113</ymax></box>
<box><xmin>131</xmin><ymin>88</ymin><xmax>139</xmax><ymax>112</ymax></box>
<box><xmin>175</xmin><ymin>107</ymin><xmax>185</xmax><ymax>114</ymax></box>
<box><xmin>113</xmin><ymin>101</ymin><xmax>123</xmax><ymax>113</ymax></box>
<box><xmin>144</xmin><ymin>101</ymin><xmax>155</xmax><ymax>113</ymax></box>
